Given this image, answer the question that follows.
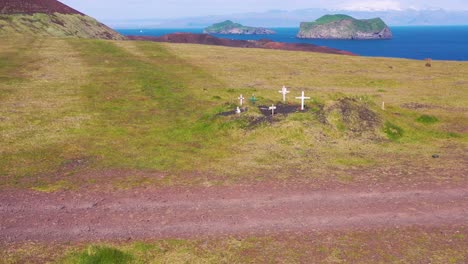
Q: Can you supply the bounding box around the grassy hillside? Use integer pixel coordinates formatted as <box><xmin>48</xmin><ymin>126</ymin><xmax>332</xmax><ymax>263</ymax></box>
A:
<box><xmin>0</xmin><ymin>36</ymin><xmax>467</xmax><ymax>190</ymax></box>
<box><xmin>0</xmin><ymin>13</ymin><xmax>125</xmax><ymax>39</ymax></box>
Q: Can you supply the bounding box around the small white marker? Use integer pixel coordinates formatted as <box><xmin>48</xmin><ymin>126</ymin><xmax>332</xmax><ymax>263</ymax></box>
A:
<box><xmin>269</xmin><ymin>104</ymin><xmax>277</xmax><ymax>115</ymax></box>
<box><xmin>278</xmin><ymin>85</ymin><xmax>290</xmax><ymax>102</ymax></box>
<box><xmin>295</xmin><ymin>91</ymin><xmax>310</xmax><ymax>111</ymax></box>
<box><xmin>238</xmin><ymin>94</ymin><xmax>245</xmax><ymax>106</ymax></box>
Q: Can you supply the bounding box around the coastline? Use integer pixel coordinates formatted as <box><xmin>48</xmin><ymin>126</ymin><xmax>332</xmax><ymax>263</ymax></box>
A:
<box><xmin>117</xmin><ymin>26</ymin><xmax>468</xmax><ymax>61</ymax></box>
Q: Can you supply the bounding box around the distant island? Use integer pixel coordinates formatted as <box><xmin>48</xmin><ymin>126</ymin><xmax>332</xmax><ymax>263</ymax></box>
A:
<box><xmin>297</xmin><ymin>14</ymin><xmax>392</xmax><ymax>40</ymax></box>
<box><xmin>203</xmin><ymin>20</ymin><xmax>275</xmax><ymax>35</ymax></box>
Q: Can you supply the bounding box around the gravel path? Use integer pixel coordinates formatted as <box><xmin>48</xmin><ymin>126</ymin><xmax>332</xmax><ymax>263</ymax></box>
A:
<box><xmin>1</xmin><ymin>185</ymin><xmax>467</xmax><ymax>242</ymax></box>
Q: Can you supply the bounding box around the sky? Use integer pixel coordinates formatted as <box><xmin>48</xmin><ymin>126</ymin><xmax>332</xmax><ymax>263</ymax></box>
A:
<box><xmin>61</xmin><ymin>0</ymin><xmax>468</xmax><ymax>20</ymax></box>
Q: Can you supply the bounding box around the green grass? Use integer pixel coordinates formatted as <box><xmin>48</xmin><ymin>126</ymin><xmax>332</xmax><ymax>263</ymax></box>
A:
<box><xmin>384</xmin><ymin>121</ymin><xmax>404</xmax><ymax>141</ymax></box>
<box><xmin>0</xmin><ymin>37</ymin><xmax>467</xmax><ymax>189</ymax></box>
<box><xmin>63</xmin><ymin>246</ymin><xmax>133</xmax><ymax>264</ymax></box>
<box><xmin>417</xmin><ymin>114</ymin><xmax>439</xmax><ymax>124</ymax></box>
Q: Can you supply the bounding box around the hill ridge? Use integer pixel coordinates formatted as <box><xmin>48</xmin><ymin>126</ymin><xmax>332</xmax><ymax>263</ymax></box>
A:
<box><xmin>0</xmin><ymin>0</ymin><xmax>83</xmax><ymax>15</ymax></box>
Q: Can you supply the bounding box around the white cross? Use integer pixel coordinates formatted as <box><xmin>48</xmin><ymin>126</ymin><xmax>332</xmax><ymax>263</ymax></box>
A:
<box><xmin>269</xmin><ymin>104</ymin><xmax>277</xmax><ymax>115</ymax></box>
<box><xmin>238</xmin><ymin>94</ymin><xmax>245</xmax><ymax>106</ymax></box>
<box><xmin>295</xmin><ymin>91</ymin><xmax>310</xmax><ymax>111</ymax></box>
<box><xmin>278</xmin><ymin>85</ymin><xmax>290</xmax><ymax>102</ymax></box>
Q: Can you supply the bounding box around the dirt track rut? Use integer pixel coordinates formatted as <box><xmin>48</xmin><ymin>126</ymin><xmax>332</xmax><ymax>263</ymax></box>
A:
<box><xmin>1</xmin><ymin>186</ymin><xmax>467</xmax><ymax>242</ymax></box>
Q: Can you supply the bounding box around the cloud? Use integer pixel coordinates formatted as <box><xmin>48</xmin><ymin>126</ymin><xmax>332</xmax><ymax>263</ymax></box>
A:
<box><xmin>340</xmin><ymin>0</ymin><xmax>403</xmax><ymax>11</ymax></box>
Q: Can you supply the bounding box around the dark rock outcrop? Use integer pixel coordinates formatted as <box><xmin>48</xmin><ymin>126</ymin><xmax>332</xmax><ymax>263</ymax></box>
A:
<box><xmin>127</xmin><ymin>33</ymin><xmax>356</xmax><ymax>56</ymax></box>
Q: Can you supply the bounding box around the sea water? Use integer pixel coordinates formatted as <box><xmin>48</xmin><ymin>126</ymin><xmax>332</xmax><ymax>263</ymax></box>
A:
<box><xmin>117</xmin><ymin>26</ymin><xmax>468</xmax><ymax>61</ymax></box>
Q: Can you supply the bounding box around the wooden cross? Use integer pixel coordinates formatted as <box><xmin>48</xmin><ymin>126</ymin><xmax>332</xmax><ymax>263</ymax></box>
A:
<box><xmin>269</xmin><ymin>104</ymin><xmax>277</xmax><ymax>115</ymax></box>
<box><xmin>295</xmin><ymin>91</ymin><xmax>310</xmax><ymax>111</ymax></box>
<box><xmin>238</xmin><ymin>94</ymin><xmax>245</xmax><ymax>106</ymax></box>
<box><xmin>278</xmin><ymin>85</ymin><xmax>290</xmax><ymax>102</ymax></box>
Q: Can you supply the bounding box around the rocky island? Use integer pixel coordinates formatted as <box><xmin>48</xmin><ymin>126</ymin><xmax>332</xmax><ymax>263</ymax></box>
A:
<box><xmin>297</xmin><ymin>14</ymin><xmax>392</xmax><ymax>40</ymax></box>
<box><xmin>203</xmin><ymin>20</ymin><xmax>275</xmax><ymax>35</ymax></box>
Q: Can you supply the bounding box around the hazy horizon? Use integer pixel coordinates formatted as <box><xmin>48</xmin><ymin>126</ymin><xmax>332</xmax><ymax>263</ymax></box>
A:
<box><xmin>61</xmin><ymin>0</ymin><xmax>468</xmax><ymax>20</ymax></box>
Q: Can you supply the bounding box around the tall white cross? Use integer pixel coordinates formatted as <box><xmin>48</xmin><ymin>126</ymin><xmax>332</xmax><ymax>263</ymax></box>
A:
<box><xmin>269</xmin><ymin>104</ymin><xmax>277</xmax><ymax>115</ymax></box>
<box><xmin>238</xmin><ymin>94</ymin><xmax>245</xmax><ymax>106</ymax></box>
<box><xmin>296</xmin><ymin>91</ymin><xmax>310</xmax><ymax>111</ymax></box>
<box><xmin>278</xmin><ymin>85</ymin><xmax>290</xmax><ymax>102</ymax></box>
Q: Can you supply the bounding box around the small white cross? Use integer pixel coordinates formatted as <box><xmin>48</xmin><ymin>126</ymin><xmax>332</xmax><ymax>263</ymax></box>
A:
<box><xmin>278</xmin><ymin>85</ymin><xmax>290</xmax><ymax>102</ymax></box>
<box><xmin>238</xmin><ymin>94</ymin><xmax>245</xmax><ymax>106</ymax></box>
<box><xmin>236</xmin><ymin>106</ymin><xmax>241</xmax><ymax>114</ymax></box>
<box><xmin>269</xmin><ymin>104</ymin><xmax>277</xmax><ymax>115</ymax></box>
<box><xmin>295</xmin><ymin>91</ymin><xmax>310</xmax><ymax>111</ymax></box>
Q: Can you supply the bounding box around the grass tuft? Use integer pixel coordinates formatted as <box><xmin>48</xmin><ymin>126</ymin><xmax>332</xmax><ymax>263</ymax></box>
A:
<box><xmin>416</xmin><ymin>114</ymin><xmax>439</xmax><ymax>124</ymax></box>
<box><xmin>63</xmin><ymin>246</ymin><xmax>133</xmax><ymax>264</ymax></box>
<box><xmin>384</xmin><ymin>121</ymin><xmax>404</xmax><ymax>141</ymax></box>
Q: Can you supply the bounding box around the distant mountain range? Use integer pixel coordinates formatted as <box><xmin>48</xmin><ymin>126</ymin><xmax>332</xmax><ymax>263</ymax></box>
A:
<box><xmin>105</xmin><ymin>8</ymin><xmax>468</xmax><ymax>29</ymax></box>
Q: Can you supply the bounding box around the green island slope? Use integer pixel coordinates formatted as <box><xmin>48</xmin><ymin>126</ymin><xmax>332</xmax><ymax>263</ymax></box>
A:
<box><xmin>298</xmin><ymin>14</ymin><xmax>393</xmax><ymax>39</ymax></box>
<box><xmin>204</xmin><ymin>20</ymin><xmax>275</xmax><ymax>34</ymax></box>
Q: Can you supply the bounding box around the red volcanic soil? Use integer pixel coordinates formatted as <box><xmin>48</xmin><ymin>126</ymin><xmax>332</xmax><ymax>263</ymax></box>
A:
<box><xmin>0</xmin><ymin>0</ymin><xmax>83</xmax><ymax>15</ymax></box>
<box><xmin>0</xmin><ymin>184</ymin><xmax>466</xmax><ymax>242</ymax></box>
<box><xmin>128</xmin><ymin>33</ymin><xmax>356</xmax><ymax>56</ymax></box>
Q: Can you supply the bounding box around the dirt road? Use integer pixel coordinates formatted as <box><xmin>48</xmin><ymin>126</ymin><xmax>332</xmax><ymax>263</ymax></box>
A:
<box><xmin>1</xmin><ymin>185</ymin><xmax>467</xmax><ymax>242</ymax></box>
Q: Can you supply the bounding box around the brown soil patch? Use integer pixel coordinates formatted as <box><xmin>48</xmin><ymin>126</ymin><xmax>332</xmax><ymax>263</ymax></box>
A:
<box><xmin>258</xmin><ymin>103</ymin><xmax>304</xmax><ymax>116</ymax></box>
<box><xmin>401</xmin><ymin>102</ymin><xmax>468</xmax><ymax>113</ymax></box>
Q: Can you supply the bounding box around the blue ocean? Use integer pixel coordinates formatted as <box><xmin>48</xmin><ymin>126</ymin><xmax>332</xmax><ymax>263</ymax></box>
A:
<box><xmin>117</xmin><ymin>27</ymin><xmax>468</xmax><ymax>61</ymax></box>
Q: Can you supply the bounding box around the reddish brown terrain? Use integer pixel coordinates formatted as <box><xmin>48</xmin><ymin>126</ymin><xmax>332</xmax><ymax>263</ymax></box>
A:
<box><xmin>1</xmin><ymin>183</ymin><xmax>466</xmax><ymax>242</ymax></box>
<box><xmin>0</xmin><ymin>0</ymin><xmax>83</xmax><ymax>15</ymax></box>
<box><xmin>127</xmin><ymin>33</ymin><xmax>356</xmax><ymax>56</ymax></box>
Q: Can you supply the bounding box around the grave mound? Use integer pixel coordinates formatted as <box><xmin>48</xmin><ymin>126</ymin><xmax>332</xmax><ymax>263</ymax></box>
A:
<box><xmin>319</xmin><ymin>98</ymin><xmax>381</xmax><ymax>136</ymax></box>
<box><xmin>258</xmin><ymin>104</ymin><xmax>304</xmax><ymax>116</ymax></box>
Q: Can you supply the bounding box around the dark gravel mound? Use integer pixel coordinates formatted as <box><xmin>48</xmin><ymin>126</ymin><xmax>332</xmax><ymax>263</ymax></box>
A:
<box><xmin>0</xmin><ymin>0</ymin><xmax>83</xmax><ymax>15</ymax></box>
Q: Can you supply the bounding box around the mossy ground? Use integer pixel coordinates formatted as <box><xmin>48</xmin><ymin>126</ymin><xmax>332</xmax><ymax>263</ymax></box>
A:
<box><xmin>1</xmin><ymin>227</ymin><xmax>466</xmax><ymax>263</ymax></box>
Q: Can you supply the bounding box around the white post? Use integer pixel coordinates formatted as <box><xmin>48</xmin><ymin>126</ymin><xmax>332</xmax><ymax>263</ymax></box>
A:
<box><xmin>238</xmin><ymin>94</ymin><xmax>245</xmax><ymax>106</ymax></box>
<box><xmin>269</xmin><ymin>104</ymin><xmax>277</xmax><ymax>116</ymax></box>
<box><xmin>382</xmin><ymin>102</ymin><xmax>385</xmax><ymax>110</ymax></box>
<box><xmin>278</xmin><ymin>85</ymin><xmax>290</xmax><ymax>103</ymax></box>
<box><xmin>295</xmin><ymin>91</ymin><xmax>311</xmax><ymax>111</ymax></box>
